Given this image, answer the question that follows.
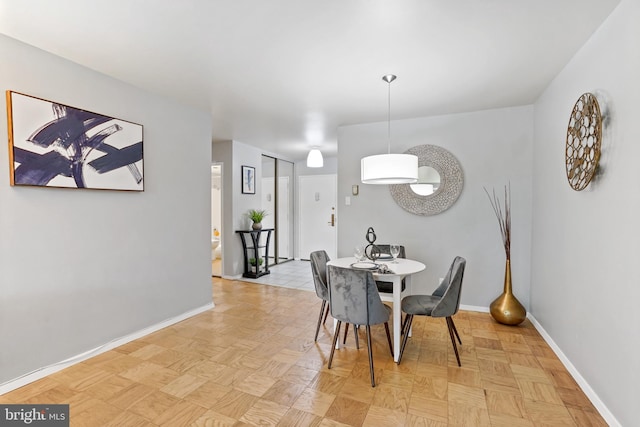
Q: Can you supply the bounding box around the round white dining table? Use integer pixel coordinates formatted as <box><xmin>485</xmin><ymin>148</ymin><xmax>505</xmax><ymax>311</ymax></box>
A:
<box><xmin>326</xmin><ymin>256</ymin><xmax>426</xmax><ymax>362</ymax></box>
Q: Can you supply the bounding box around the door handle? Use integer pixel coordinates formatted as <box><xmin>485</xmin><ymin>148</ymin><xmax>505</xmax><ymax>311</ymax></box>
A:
<box><xmin>328</xmin><ymin>213</ymin><xmax>335</xmax><ymax>227</ymax></box>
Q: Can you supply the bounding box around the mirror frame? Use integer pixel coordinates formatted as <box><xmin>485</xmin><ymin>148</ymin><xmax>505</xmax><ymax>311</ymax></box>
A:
<box><xmin>389</xmin><ymin>144</ymin><xmax>463</xmax><ymax>216</ymax></box>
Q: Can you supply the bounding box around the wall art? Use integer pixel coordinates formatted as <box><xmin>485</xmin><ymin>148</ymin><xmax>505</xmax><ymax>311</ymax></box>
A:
<box><xmin>565</xmin><ymin>92</ymin><xmax>602</xmax><ymax>191</ymax></box>
<box><xmin>241</xmin><ymin>165</ymin><xmax>255</xmax><ymax>194</ymax></box>
<box><xmin>7</xmin><ymin>91</ymin><xmax>144</xmax><ymax>191</ymax></box>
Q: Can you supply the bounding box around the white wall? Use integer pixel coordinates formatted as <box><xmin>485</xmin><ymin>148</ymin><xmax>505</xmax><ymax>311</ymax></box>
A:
<box><xmin>295</xmin><ymin>156</ymin><xmax>338</xmax><ymax>176</ymax></box>
<box><xmin>531</xmin><ymin>1</ymin><xmax>638</xmax><ymax>425</ymax></box>
<box><xmin>337</xmin><ymin>106</ymin><xmax>533</xmax><ymax>307</ymax></box>
<box><xmin>0</xmin><ymin>35</ymin><xmax>212</xmax><ymax>385</ymax></box>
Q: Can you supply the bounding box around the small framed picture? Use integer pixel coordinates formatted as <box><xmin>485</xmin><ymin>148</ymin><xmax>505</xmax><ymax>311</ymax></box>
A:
<box><xmin>241</xmin><ymin>165</ymin><xmax>255</xmax><ymax>194</ymax></box>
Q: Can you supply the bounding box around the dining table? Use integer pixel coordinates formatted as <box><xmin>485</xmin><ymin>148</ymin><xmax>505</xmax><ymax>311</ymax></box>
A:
<box><xmin>326</xmin><ymin>256</ymin><xmax>426</xmax><ymax>362</ymax></box>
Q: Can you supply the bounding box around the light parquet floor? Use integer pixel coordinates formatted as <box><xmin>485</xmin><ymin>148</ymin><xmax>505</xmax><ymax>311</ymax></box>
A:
<box><xmin>1</xmin><ymin>277</ymin><xmax>607</xmax><ymax>426</ymax></box>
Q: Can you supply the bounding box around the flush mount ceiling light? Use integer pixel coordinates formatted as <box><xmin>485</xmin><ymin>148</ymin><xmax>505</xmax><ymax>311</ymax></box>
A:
<box><xmin>307</xmin><ymin>148</ymin><xmax>323</xmax><ymax>167</ymax></box>
<box><xmin>361</xmin><ymin>74</ymin><xmax>418</xmax><ymax>185</ymax></box>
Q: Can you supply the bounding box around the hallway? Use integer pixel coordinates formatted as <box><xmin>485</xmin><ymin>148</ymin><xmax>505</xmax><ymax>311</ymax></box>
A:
<box><xmin>237</xmin><ymin>260</ymin><xmax>314</xmax><ymax>292</ymax></box>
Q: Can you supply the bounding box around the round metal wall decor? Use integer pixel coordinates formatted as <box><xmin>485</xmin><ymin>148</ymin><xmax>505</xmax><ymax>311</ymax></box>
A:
<box><xmin>389</xmin><ymin>144</ymin><xmax>463</xmax><ymax>216</ymax></box>
<box><xmin>565</xmin><ymin>92</ymin><xmax>602</xmax><ymax>191</ymax></box>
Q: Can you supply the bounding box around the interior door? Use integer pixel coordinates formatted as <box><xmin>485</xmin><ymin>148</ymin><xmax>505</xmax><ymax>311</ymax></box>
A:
<box><xmin>299</xmin><ymin>174</ymin><xmax>337</xmax><ymax>260</ymax></box>
<box><xmin>261</xmin><ymin>156</ymin><xmax>294</xmax><ymax>264</ymax></box>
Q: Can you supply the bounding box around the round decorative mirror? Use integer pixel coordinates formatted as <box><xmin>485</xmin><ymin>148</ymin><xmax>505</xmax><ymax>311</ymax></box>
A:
<box><xmin>389</xmin><ymin>144</ymin><xmax>463</xmax><ymax>215</ymax></box>
<box><xmin>410</xmin><ymin>166</ymin><xmax>441</xmax><ymax>196</ymax></box>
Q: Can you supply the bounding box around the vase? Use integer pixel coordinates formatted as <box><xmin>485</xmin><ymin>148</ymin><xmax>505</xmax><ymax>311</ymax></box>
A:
<box><xmin>490</xmin><ymin>259</ymin><xmax>526</xmax><ymax>325</ymax></box>
<box><xmin>252</xmin><ymin>222</ymin><xmax>262</xmax><ymax>230</ymax></box>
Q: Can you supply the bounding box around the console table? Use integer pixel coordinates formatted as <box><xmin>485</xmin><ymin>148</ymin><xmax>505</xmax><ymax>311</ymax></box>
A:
<box><xmin>236</xmin><ymin>228</ymin><xmax>274</xmax><ymax>278</ymax></box>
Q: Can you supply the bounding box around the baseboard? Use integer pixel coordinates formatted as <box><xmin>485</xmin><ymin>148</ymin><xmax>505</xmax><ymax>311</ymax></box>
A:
<box><xmin>459</xmin><ymin>305</ymin><xmax>618</xmax><ymax>425</ymax></box>
<box><xmin>0</xmin><ymin>303</ymin><xmax>213</xmax><ymax>396</ymax></box>
<box><xmin>526</xmin><ymin>313</ymin><xmax>620</xmax><ymax>427</ymax></box>
<box><xmin>460</xmin><ymin>304</ymin><xmax>489</xmax><ymax>313</ymax></box>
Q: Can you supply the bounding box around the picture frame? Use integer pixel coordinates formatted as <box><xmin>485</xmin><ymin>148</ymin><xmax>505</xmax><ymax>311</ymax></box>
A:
<box><xmin>241</xmin><ymin>165</ymin><xmax>255</xmax><ymax>194</ymax></box>
<box><xmin>6</xmin><ymin>90</ymin><xmax>144</xmax><ymax>191</ymax></box>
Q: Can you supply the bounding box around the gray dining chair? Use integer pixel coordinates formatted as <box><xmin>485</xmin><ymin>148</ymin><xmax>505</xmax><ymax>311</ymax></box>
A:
<box><xmin>310</xmin><ymin>251</ymin><xmax>359</xmax><ymax>347</ymax></box>
<box><xmin>374</xmin><ymin>244</ymin><xmax>406</xmax><ymax>293</ymax></box>
<box><xmin>327</xmin><ymin>265</ymin><xmax>393</xmax><ymax>387</ymax></box>
<box><xmin>398</xmin><ymin>256</ymin><xmax>466</xmax><ymax>366</ymax></box>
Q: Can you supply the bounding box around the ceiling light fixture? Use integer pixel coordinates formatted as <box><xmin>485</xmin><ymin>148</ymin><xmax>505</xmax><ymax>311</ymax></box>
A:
<box><xmin>361</xmin><ymin>74</ymin><xmax>418</xmax><ymax>185</ymax></box>
<box><xmin>307</xmin><ymin>148</ymin><xmax>324</xmax><ymax>168</ymax></box>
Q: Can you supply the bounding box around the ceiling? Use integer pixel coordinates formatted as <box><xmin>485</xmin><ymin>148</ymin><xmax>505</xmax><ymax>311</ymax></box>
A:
<box><xmin>0</xmin><ymin>1</ymin><xmax>620</xmax><ymax>162</ymax></box>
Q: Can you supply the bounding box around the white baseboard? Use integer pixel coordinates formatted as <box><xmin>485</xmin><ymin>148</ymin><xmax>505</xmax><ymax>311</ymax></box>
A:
<box><xmin>526</xmin><ymin>313</ymin><xmax>620</xmax><ymax>427</ymax></box>
<box><xmin>459</xmin><ymin>305</ymin><xmax>618</xmax><ymax>425</ymax></box>
<box><xmin>460</xmin><ymin>304</ymin><xmax>489</xmax><ymax>313</ymax></box>
<box><xmin>0</xmin><ymin>303</ymin><xmax>213</xmax><ymax>396</ymax></box>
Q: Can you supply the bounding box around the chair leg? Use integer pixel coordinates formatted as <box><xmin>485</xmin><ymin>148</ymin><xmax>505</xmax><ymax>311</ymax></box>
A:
<box><xmin>322</xmin><ymin>303</ymin><xmax>330</xmax><ymax>325</ymax></box>
<box><xmin>328</xmin><ymin>321</ymin><xmax>342</xmax><ymax>369</ymax></box>
<box><xmin>354</xmin><ymin>325</ymin><xmax>360</xmax><ymax>349</ymax></box>
<box><xmin>446</xmin><ymin>317</ymin><xmax>461</xmax><ymax>367</ymax></box>
<box><xmin>450</xmin><ymin>317</ymin><xmax>462</xmax><ymax>344</ymax></box>
<box><xmin>384</xmin><ymin>322</ymin><xmax>393</xmax><ymax>357</ymax></box>
<box><xmin>400</xmin><ymin>312</ymin><xmax>410</xmax><ymax>336</ymax></box>
<box><xmin>314</xmin><ymin>300</ymin><xmax>326</xmax><ymax>341</ymax></box>
<box><xmin>343</xmin><ymin>323</ymin><xmax>349</xmax><ymax>345</ymax></box>
<box><xmin>398</xmin><ymin>314</ymin><xmax>413</xmax><ymax>365</ymax></box>
<box><xmin>340</xmin><ymin>324</ymin><xmax>360</xmax><ymax>348</ymax></box>
<box><xmin>365</xmin><ymin>325</ymin><xmax>375</xmax><ymax>387</ymax></box>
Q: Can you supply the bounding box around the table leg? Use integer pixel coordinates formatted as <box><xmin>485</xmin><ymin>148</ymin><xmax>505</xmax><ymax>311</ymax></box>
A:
<box><xmin>405</xmin><ymin>275</ymin><xmax>412</xmax><ymax>339</ymax></box>
<box><xmin>392</xmin><ymin>276</ymin><xmax>401</xmax><ymax>362</ymax></box>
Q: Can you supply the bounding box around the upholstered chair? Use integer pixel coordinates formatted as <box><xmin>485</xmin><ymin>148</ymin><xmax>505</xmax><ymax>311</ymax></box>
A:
<box><xmin>310</xmin><ymin>251</ymin><xmax>359</xmax><ymax>347</ymax></box>
<box><xmin>373</xmin><ymin>244</ymin><xmax>406</xmax><ymax>293</ymax></box>
<box><xmin>398</xmin><ymin>256</ymin><xmax>466</xmax><ymax>366</ymax></box>
<box><xmin>310</xmin><ymin>250</ymin><xmax>331</xmax><ymax>341</ymax></box>
<box><xmin>327</xmin><ymin>265</ymin><xmax>393</xmax><ymax>387</ymax></box>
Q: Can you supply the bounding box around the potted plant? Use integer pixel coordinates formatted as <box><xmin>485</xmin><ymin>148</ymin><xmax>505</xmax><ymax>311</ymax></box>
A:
<box><xmin>247</xmin><ymin>209</ymin><xmax>268</xmax><ymax>230</ymax></box>
<box><xmin>249</xmin><ymin>257</ymin><xmax>264</xmax><ymax>267</ymax></box>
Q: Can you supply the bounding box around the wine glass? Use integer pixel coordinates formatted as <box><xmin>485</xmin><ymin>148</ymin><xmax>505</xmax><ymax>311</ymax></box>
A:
<box><xmin>390</xmin><ymin>244</ymin><xmax>401</xmax><ymax>264</ymax></box>
<box><xmin>354</xmin><ymin>246</ymin><xmax>364</xmax><ymax>262</ymax></box>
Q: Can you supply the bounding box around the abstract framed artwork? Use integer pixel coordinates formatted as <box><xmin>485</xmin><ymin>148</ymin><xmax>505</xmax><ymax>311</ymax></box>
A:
<box><xmin>6</xmin><ymin>91</ymin><xmax>144</xmax><ymax>191</ymax></box>
<box><xmin>241</xmin><ymin>165</ymin><xmax>255</xmax><ymax>194</ymax></box>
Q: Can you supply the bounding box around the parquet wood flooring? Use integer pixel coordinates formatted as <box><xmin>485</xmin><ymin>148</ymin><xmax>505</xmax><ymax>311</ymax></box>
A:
<box><xmin>1</xmin><ymin>278</ymin><xmax>608</xmax><ymax>426</ymax></box>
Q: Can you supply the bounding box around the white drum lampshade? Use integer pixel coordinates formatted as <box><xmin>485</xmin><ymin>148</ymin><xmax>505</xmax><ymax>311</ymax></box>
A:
<box><xmin>361</xmin><ymin>153</ymin><xmax>418</xmax><ymax>184</ymax></box>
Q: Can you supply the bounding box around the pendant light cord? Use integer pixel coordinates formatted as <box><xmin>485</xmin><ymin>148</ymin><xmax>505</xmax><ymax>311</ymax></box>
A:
<box><xmin>382</xmin><ymin>74</ymin><xmax>396</xmax><ymax>155</ymax></box>
<box><xmin>387</xmin><ymin>79</ymin><xmax>391</xmax><ymax>154</ymax></box>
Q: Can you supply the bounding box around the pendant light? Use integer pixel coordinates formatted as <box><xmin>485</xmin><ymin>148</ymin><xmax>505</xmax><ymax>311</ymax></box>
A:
<box><xmin>361</xmin><ymin>74</ymin><xmax>418</xmax><ymax>184</ymax></box>
<box><xmin>306</xmin><ymin>148</ymin><xmax>323</xmax><ymax>168</ymax></box>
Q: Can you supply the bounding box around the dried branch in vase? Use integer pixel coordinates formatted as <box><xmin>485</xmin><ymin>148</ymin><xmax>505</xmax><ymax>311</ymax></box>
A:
<box><xmin>484</xmin><ymin>184</ymin><xmax>511</xmax><ymax>260</ymax></box>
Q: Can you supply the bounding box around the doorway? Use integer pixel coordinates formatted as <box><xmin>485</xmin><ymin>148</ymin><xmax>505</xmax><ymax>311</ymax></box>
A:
<box><xmin>211</xmin><ymin>164</ymin><xmax>223</xmax><ymax>276</ymax></box>
<box><xmin>261</xmin><ymin>155</ymin><xmax>295</xmax><ymax>265</ymax></box>
<box><xmin>298</xmin><ymin>174</ymin><xmax>337</xmax><ymax>260</ymax></box>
